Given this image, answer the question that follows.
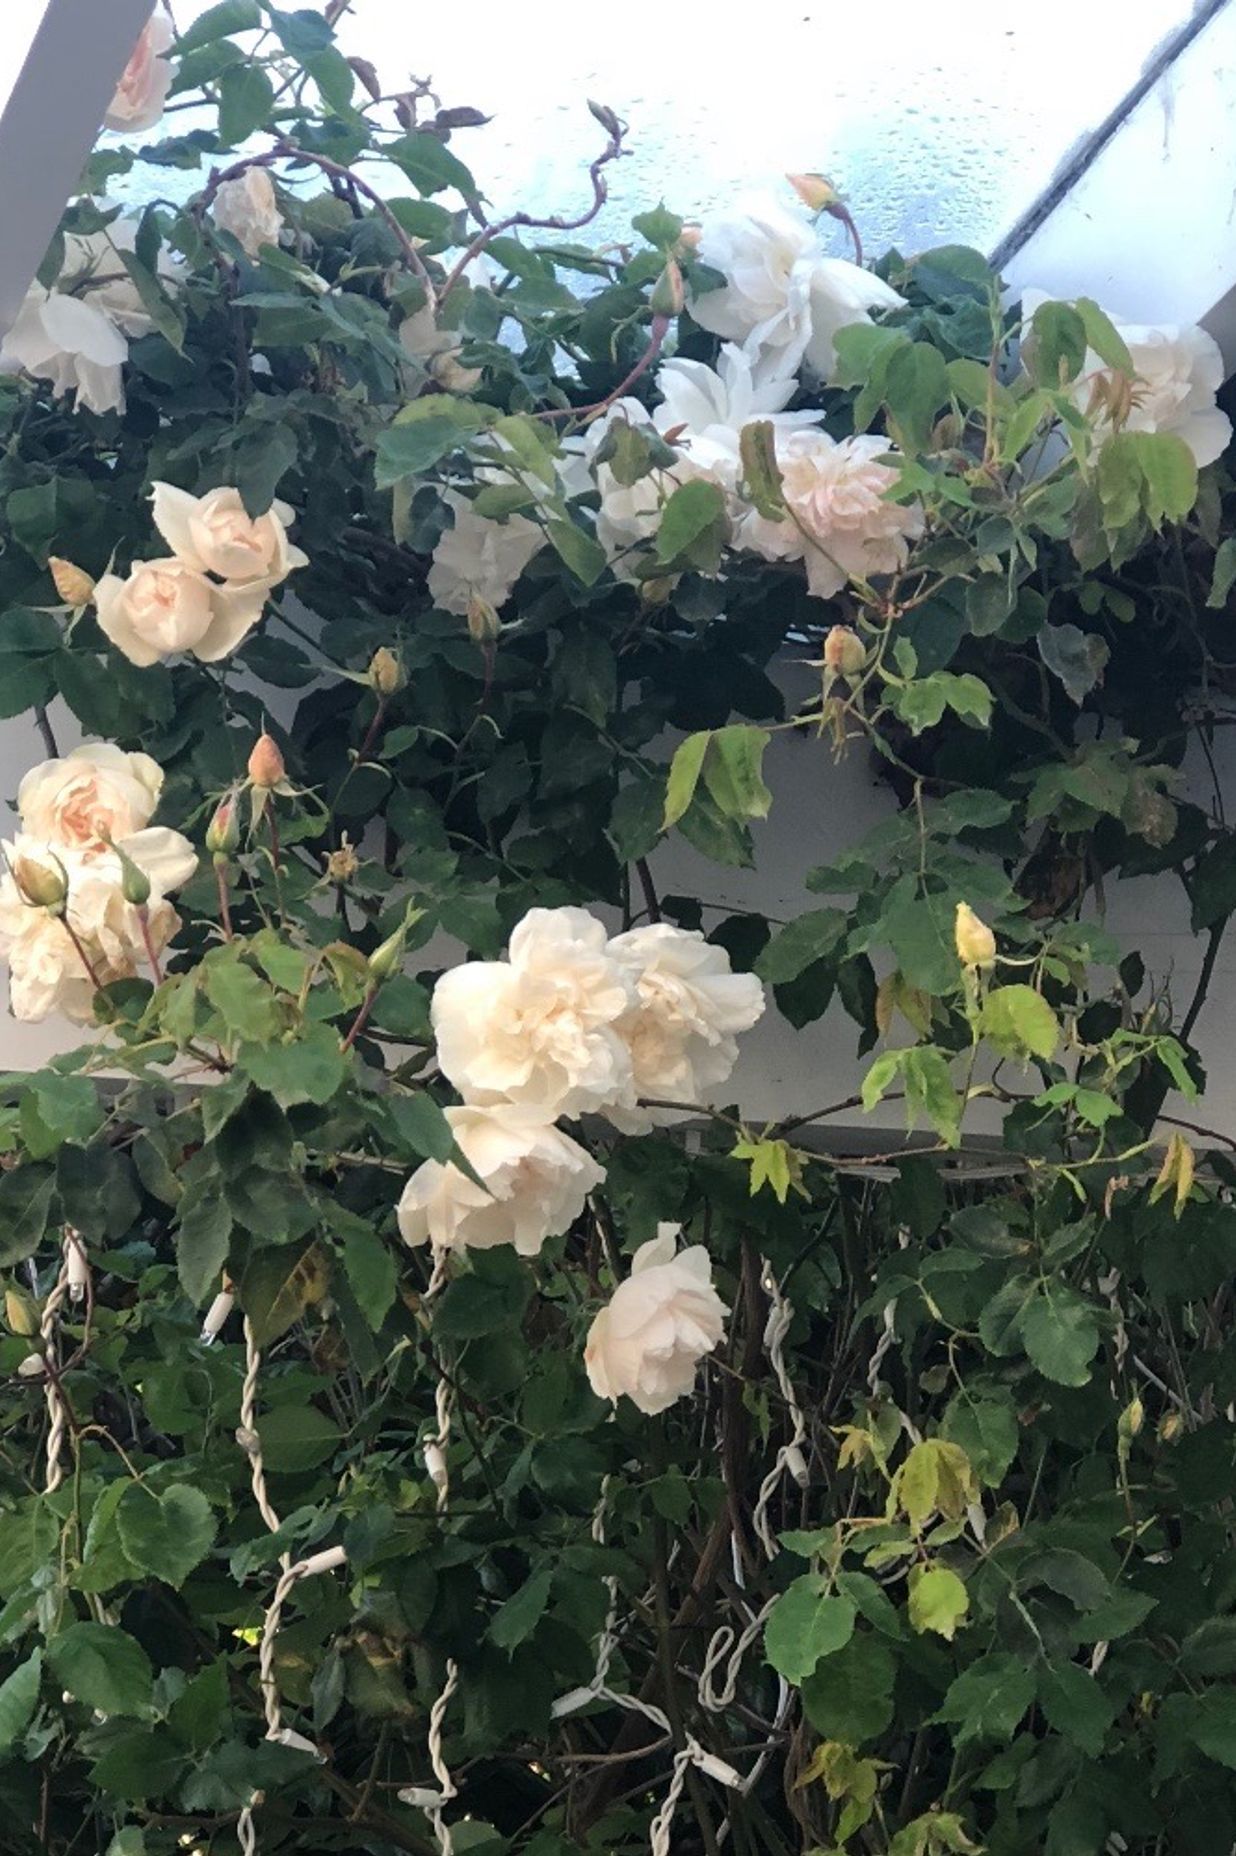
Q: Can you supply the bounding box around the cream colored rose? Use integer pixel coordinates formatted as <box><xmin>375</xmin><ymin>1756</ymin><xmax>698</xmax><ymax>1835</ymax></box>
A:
<box><xmin>0</xmin><ymin>843</ymin><xmax>191</xmax><ymax>1024</ymax></box>
<box><xmin>396</xmin><ymin>1105</ymin><xmax>605</xmax><ymax>1255</ymax></box>
<box><xmin>94</xmin><ymin>558</ymin><xmax>269</xmax><ymax>665</ymax></box>
<box><xmin>605</xmin><ymin>924</ymin><xmax>765</xmax><ymax>1132</ymax></box>
<box><xmin>430</xmin><ymin>906</ymin><xmax>635</xmax><ymax>1118</ymax></box>
<box><xmin>104</xmin><ymin>10</ymin><xmax>174</xmax><ymax>135</ymax></box>
<box><xmin>690</xmin><ymin>192</ymin><xmax>905</xmax><ymax>380</ymax></box>
<box><xmin>428</xmin><ymin>493</ymin><xmax>543</xmax><ymax>616</ymax></box>
<box><xmin>585</xmin><ymin>1226</ymin><xmax>728</xmax><ymax>1415</ymax></box>
<box><xmin>18</xmin><ymin>744</ymin><xmax>162</xmax><ymax>858</ymax></box>
<box><xmin>150</xmin><ymin>483</ymin><xmax>307</xmax><ymax>585</ymax></box>
<box><xmin>212</xmin><ymin>167</ymin><xmax>284</xmax><ymax>260</ymax></box>
<box><xmin>1020</xmin><ymin>290</ymin><xmax>1232</xmax><ymax>469</ymax></box>
<box><xmin>747</xmin><ymin>430</ymin><xmax>923</xmax><ymax>598</ymax></box>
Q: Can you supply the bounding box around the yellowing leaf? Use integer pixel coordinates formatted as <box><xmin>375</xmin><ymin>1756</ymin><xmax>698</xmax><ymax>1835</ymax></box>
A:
<box><xmin>908</xmin><ymin>1563</ymin><xmax>970</xmax><ymax>1640</ymax></box>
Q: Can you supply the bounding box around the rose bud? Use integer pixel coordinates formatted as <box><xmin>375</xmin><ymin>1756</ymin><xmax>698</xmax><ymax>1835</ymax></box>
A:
<box><xmin>48</xmin><ymin>557</ymin><xmax>96</xmax><ymax>608</ymax></box>
<box><xmin>788</xmin><ymin>171</ymin><xmax>841</xmax><ymax>213</ymax></box>
<box><xmin>205</xmin><ymin>792</ymin><xmax>241</xmax><ymax>860</ymax></box>
<box><xmin>823</xmin><ymin>625</ymin><xmax>865</xmax><ymax>679</ymax></box>
<box><xmin>954</xmin><ymin>901</ymin><xmax>996</xmax><ymax>970</ymax></box>
<box><xmin>248</xmin><ymin>732</ymin><xmax>286</xmax><ymax>789</ymax></box>
<box><xmin>467</xmin><ymin>593</ymin><xmax>500</xmax><ymax>645</ymax></box>
<box><xmin>368</xmin><ymin>647</ymin><xmax>404</xmax><ymax>696</ymax></box>
<box><xmin>12</xmin><ymin>852</ymin><xmax>67</xmax><ymax>913</ymax></box>
<box><xmin>649</xmin><ymin>258</ymin><xmax>685</xmax><ymax>319</ymax></box>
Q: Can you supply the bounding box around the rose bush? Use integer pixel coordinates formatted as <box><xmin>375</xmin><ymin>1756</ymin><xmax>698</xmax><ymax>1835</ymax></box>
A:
<box><xmin>0</xmin><ymin>9</ymin><xmax>1234</xmax><ymax>1856</ymax></box>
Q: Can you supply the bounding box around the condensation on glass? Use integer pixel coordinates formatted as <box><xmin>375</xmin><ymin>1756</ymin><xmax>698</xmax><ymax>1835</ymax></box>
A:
<box><xmin>163</xmin><ymin>0</ymin><xmax>1190</xmax><ymax>257</ymax></box>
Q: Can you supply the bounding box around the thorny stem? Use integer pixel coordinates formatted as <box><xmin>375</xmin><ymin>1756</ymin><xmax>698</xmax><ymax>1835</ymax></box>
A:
<box><xmin>59</xmin><ymin>916</ymin><xmax>103</xmax><ymax>992</ymax></box>
<box><xmin>634</xmin><ymin>857</ymin><xmax>661</xmax><ymax>924</ymax></box>
<box><xmin>136</xmin><ymin>906</ymin><xmax>164</xmax><ymax>985</ymax></box>
<box><xmin>214</xmin><ymin>860</ymin><xmax>235</xmax><ymax>941</ymax></box>
<box><xmin>34</xmin><ymin>706</ymin><xmax>58</xmax><ymax>759</ymax></box>
<box><xmin>357</xmin><ymin>696</ymin><xmax>389</xmax><ymax>763</ymax></box>
<box><xmin>341</xmin><ymin>985</ymin><xmax>378</xmax><ymax>1052</ymax></box>
<box><xmin>536</xmin><ymin>314</ymin><xmax>670</xmax><ymax>424</ymax></box>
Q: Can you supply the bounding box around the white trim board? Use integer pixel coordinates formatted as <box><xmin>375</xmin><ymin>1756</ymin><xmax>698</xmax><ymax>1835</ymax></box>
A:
<box><xmin>0</xmin><ymin>0</ymin><xmax>152</xmax><ymax>339</ymax></box>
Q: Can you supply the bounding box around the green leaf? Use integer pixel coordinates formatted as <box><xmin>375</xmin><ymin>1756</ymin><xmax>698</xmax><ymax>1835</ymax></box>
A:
<box><xmin>1028</xmin><ymin>301</ymin><xmax>1088</xmax><ymax>385</ymax></box>
<box><xmin>388</xmin><ymin>133</ymin><xmax>479</xmax><ymax>202</ymax></box>
<box><xmin>177</xmin><ymin>0</ymin><xmax>262</xmax><ymax>52</ymax></box>
<box><xmin>908</xmin><ymin>1564</ymin><xmax>969</xmax><ymax>1640</ymax></box>
<box><xmin>202</xmin><ymin>951</ymin><xmax>280</xmax><ymax>1041</ymax></box>
<box><xmin>1038</xmin><ymin>1662</ymin><xmax>1116</xmax><ymax>1757</ymax></box>
<box><xmin>241</xmin><ymin>1240</ymin><xmax>331</xmax><ymax>1346</ymax></box>
<box><xmin>755</xmin><ymin>908</ymin><xmax>847</xmax><ymax>985</ymax></box>
<box><xmin>489</xmin><ymin>1568</ymin><xmax>553</xmax><ymax>1653</ymax></box>
<box><xmin>764</xmin><ymin>1578</ymin><xmax>856</xmax><ymax>1683</ymax></box>
<box><xmin>0</xmin><ymin>1651</ymin><xmax>41</xmax><ymax>1753</ymax></box>
<box><xmin>801</xmin><ymin>1634</ymin><xmax>895</xmax><ymax>1744</ymax></box>
<box><xmin>980</xmin><ymin>985</ymin><xmax>1060</xmax><ymax>1062</ymax></box>
<box><xmin>116</xmin><ymin>1486</ymin><xmax>216</xmax><ymax>1590</ymax></box>
<box><xmin>701</xmin><ymin>726</ymin><xmax>772</xmax><ymax>822</ymax></box>
<box><xmin>1021</xmin><ymin>1285</ymin><xmax>1100</xmax><ymax>1386</ymax></box>
<box><xmin>376</xmin><ymin>400</ymin><xmax>493</xmax><ymax>488</ymax></box>
<box><xmin>433</xmin><ymin>1251</ymin><xmax>533</xmax><ymax>1340</ymax></box>
<box><xmin>938</xmin><ymin>1653</ymin><xmax>1034</xmax><ymax>1744</ymax></box>
<box><xmin>385</xmin><ymin>1092</ymin><xmax>454</xmax><ymax>1163</ymax></box>
<box><xmin>655</xmin><ymin>479</ymin><xmax>728</xmax><ymax>570</ymax></box>
<box><xmin>255</xmin><ymin>1403</ymin><xmax>342</xmax><ymax>1472</ymax></box>
<box><xmin>0</xmin><ymin>1164</ymin><xmax>55</xmax><ymax>1266</ymax></box>
<box><xmin>242</xmin><ymin>1023</ymin><xmax>347</xmax><ymax>1107</ymax></box>
<box><xmin>545</xmin><ymin>519</ymin><xmax>605</xmax><ymax>587</ymax></box>
<box><xmin>1074</xmin><ymin>298</ymin><xmax>1133</xmax><ymax>373</ymax></box>
<box><xmin>49</xmin><ymin>1623</ymin><xmax>153</xmax><ymax>1719</ymax></box>
<box><xmin>176</xmin><ymin>1184</ymin><xmax>232</xmax><ymax>1306</ymax></box>
<box><xmin>663</xmin><ymin>731</ymin><xmax>710</xmax><ymax>829</ymax></box>
<box><xmin>217</xmin><ymin>62</ymin><xmax>275</xmax><ymax>145</ymax></box>
<box><xmin>267</xmin><ymin>5</ymin><xmax>335</xmax><ymax>57</ymax></box>
<box><xmin>1207</xmin><ymin>536</ymin><xmax>1236</xmax><ymax>609</ymax></box>
<box><xmin>883</xmin><ymin>340</ymin><xmax>950</xmax><ymax>447</ymax></box>
<box><xmin>341</xmin><ymin>1227</ymin><xmax>397</xmax><ymax>1330</ymax></box>
<box><xmin>941</xmin><ymin>1389</ymin><xmax>1019</xmax><ymax>1487</ymax></box>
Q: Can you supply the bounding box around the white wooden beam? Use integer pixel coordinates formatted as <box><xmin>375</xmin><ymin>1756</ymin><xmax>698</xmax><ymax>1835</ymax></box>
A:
<box><xmin>0</xmin><ymin>0</ymin><xmax>153</xmax><ymax>339</ymax></box>
<box><xmin>996</xmin><ymin>0</ymin><xmax>1236</xmax><ymax>369</ymax></box>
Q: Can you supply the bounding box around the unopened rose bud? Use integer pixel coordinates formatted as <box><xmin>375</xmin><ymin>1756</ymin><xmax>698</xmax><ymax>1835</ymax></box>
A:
<box><xmin>1118</xmin><ymin>1395</ymin><xmax>1144</xmax><ymax>1442</ymax></box>
<box><xmin>5</xmin><ymin>1287</ymin><xmax>37</xmax><ymax>1337</ymax></box>
<box><xmin>205</xmin><ymin>793</ymin><xmax>241</xmax><ymax>860</ymax></box>
<box><xmin>640</xmin><ymin>577</ymin><xmax>675</xmax><ymax>607</ymax></box>
<box><xmin>823</xmin><ymin>625</ymin><xmax>865</xmax><ymax>679</ymax></box>
<box><xmin>367</xmin><ymin>922</ymin><xmax>407</xmax><ymax>985</ymax></box>
<box><xmin>325</xmin><ymin>837</ymin><xmax>359</xmax><ymax>884</ymax></box>
<box><xmin>247</xmin><ymin>732</ymin><xmax>285</xmax><ymax>789</ymax></box>
<box><xmin>111</xmin><ymin>841</ymin><xmax>151</xmax><ymax>908</ymax></box>
<box><xmin>368</xmin><ymin>647</ymin><xmax>403</xmax><ymax>696</ymax></box>
<box><xmin>676</xmin><ymin>224</ymin><xmax>702</xmax><ymax>254</ymax></box>
<box><xmin>467</xmin><ymin>593</ymin><xmax>500</xmax><ymax>645</ymax></box>
<box><xmin>48</xmin><ymin>557</ymin><xmax>95</xmax><ymax>608</ymax></box>
<box><xmin>649</xmin><ymin>257</ymin><xmax>685</xmax><ymax>319</ymax></box>
<box><xmin>955</xmin><ymin>901</ymin><xmax>996</xmax><ymax>971</ymax></box>
<box><xmin>788</xmin><ymin>171</ymin><xmax>841</xmax><ymax>213</ymax></box>
<box><xmin>12</xmin><ymin>853</ymin><xmax>67</xmax><ymax>913</ymax></box>
<box><xmin>1158</xmin><ymin>1409</ymin><xmax>1184</xmax><ymax>1444</ymax></box>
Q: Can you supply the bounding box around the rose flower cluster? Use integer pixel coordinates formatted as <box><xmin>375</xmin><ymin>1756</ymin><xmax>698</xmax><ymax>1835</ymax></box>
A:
<box><xmin>397</xmin><ymin>907</ymin><xmax>764</xmax><ymax>1412</ymax></box>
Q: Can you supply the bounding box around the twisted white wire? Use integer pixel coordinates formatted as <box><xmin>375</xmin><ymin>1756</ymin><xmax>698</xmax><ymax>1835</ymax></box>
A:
<box><xmin>398</xmin><ymin>1245</ymin><xmax>460</xmax><ymax>1856</ymax></box>
<box><xmin>751</xmin><ymin>1257</ymin><xmax>809</xmax><ymax>1560</ymax></box>
<box><xmin>41</xmin><ymin>1229</ymin><xmax>87</xmax><ymax>1494</ymax></box>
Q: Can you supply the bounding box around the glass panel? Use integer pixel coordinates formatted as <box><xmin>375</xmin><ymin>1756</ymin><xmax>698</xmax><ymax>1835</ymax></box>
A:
<box><xmin>170</xmin><ymin>0</ymin><xmax>1189</xmax><ymax>253</ymax></box>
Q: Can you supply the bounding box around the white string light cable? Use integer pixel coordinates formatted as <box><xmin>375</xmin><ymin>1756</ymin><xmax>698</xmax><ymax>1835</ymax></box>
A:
<box><xmin>751</xmin><ymin>1255</ymin><xmax>810</xmax><ymax>1560</ymax></box>
<box><xmin>398</xmin><ymin>1244</ymin><xmax>461</xmax><ymax>1856</ymax></box>
<box><xmin>235</xmin><ymin>1316</ymin><xmax>349</xmax><ymax>1849</ymax></box>
<box><xmin>39</xmin><ymin>1228</ymin><xmax>88</xmax><ymax>1495</ymax></box>
<box><xmin>201</xmin><ymin>1273</ymin><xmax>236</xmax><ymax>1345</ymax></box>
<box><xmin>552</xmin><ymin>1477</ymin><xmax>741</xmax><ymax>1854</ymax></box>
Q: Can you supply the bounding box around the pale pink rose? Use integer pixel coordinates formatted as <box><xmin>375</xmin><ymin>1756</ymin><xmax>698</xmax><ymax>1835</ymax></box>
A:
<box><xmin>212</xmin><ymin>167</ymin><xmax>284</xmax><ymax>259</ymax></box>
<box><xmin>605</xmin><ymin>924</ymin><xmax>765</xmax><ymax>1132</ymax></box>
<box><xmin>430</xmin><ymin>906</ymin><xmax>636</xmax><ymax>1119</ymax></box>
<box><xmin>428</xmin><ymin>493</ymin><xmax>542</xmax><ymax>615</ymax></box>
<box><xmin>751</xmin><ymin>430</ymin><xmax>924</xmax><ymax>598</ymax></box>
<box><xmin>396</xmin><ymin>1105</ymin><xmax>604</xmax><ymax>1255</ymax></box>
<box><xmin>150</xmin><ymin>482</ymin><xmax>306</xmax><ymax>584</ymax></box>
<box><xmin>18</xmin><ymin>744</ymin><xmax>162</xmax><ymax>858</ymax></box>
<box><xmin>104</xmin><ymin>11</ymin><xmax>175</xmax><ymax>135</ymax></box>
<box><xmin>585</xmin><ymin>1226</ymin><xmax>728</xmax><ymax>1415</ymax></box>
<box><xmin>94</xmin><ymin>558</ymin><xmax>269</xmax><ymax>665</ymax></box>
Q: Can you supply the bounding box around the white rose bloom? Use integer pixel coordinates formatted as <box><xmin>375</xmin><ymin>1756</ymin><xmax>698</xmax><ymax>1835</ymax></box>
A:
<box><xmin>744</xmin><ymin>429</ymin><xmax>923</xmax><ymax>598</ymax></box>
<box><xmin>605</xmin><ymin>924</ymin><xmax>765</xmax><ymax>1132</ymax></box>
<box><xmin>150</xmin><ymin>482</ymin><xmax>306</xmax><ymax>584</ymax></box>
<box><xmin>428</xmin><ymin>492</ymin><xmax>543</xmax><ymax>615</ymax></box>
<box><xmin>1020</xmin><ymin>290</ymin><xmax>1231</xmax><ymax>469</ymax></box>
<box><xmin>0</xmin><ymin>220</ymin><xmax>175</xmax><ymax>416</ymax></box>
<box><xmin>211</xmin><ymin>166</ymin><xmax>284</xmax><ymax>259</ymax></box>
<box><xmin>0</xmin><ymin>839</ymin><xmax>191</xmax><ymax>1024</ymax></box>
<box><xmin>585</xmin><ymin>1225</ymin><xmax>728</xmax><ymax>1415</ymax></box>
<box><xmin>399</xmin><ymin>305</ymin><xmax>482</xmax><ymax>394</ymax></box>
<box><xmin>431</xmin><ymin>906</ymin><xmax>636</xmax><ymax>1118</ymax></box>
<box><xmin>586</xmin><ymin>343</ymin><xmax>819</xmax><ymax>572</ymax></box>
<box><xmin>396</xmin><ymin>1104</ymin><xmax>604</xmax><ymax>1255</ymax></box>
<box><xmin>94</xmin><ymin>558</ymin><xmax>270</xmax><ymax>665</ymax></box>
<box><xmin>18</xmin><ymin>743</ymin><xmax>163</xmax><ymax>856</ymax></box>
<box><xmin>104</xmin><ymin>10</ymin><xmax>174</xmax><ymax>134</ymax></box>
<box><xmin>690</xmin><ymin>192</ymin><xmax>905</xmax><ymax>379</ymax></box>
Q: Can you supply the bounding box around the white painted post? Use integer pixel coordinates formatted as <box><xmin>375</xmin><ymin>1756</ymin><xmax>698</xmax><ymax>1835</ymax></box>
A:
<box><xmin>0</xmin><ymin>0</ymin><xmax>153</xmax><ymax>340</ymax></box>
